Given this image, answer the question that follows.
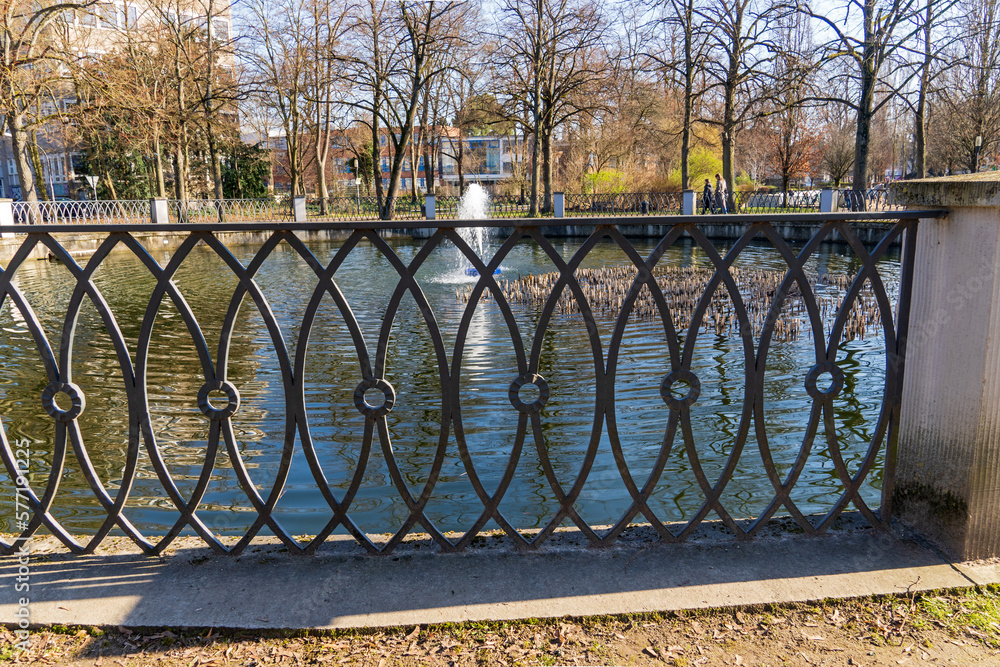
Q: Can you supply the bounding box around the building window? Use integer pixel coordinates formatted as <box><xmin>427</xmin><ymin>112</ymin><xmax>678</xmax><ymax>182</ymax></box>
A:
<box><xmin>98</xmin><ymin>3</ymin><xmax>117</xmax><ymax>28</ymax></box>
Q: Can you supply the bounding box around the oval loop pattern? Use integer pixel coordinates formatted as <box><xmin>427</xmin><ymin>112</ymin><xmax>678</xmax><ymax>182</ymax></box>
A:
<box><xmin>0</xmin><ymin>217</ymin><xmax>919</xmax><ymax>556</ymax></box>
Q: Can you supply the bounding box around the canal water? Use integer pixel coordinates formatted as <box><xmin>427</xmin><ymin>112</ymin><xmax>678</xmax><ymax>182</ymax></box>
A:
<box><xmin>0</xmin><ymin>233</ymin><xmax>898</xmax><ymax>538</ymax></box>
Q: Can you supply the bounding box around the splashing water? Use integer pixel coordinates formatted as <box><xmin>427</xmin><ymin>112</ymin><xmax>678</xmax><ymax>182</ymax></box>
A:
<box><xmin>457</xmin><ymin>184</ymin><xmax>490</xmax><ymax>259</ymax></box>
<box><xmin>454</xmin><ymin>184</ymin><xmax>499</xmax><ymax>278</ymax></box>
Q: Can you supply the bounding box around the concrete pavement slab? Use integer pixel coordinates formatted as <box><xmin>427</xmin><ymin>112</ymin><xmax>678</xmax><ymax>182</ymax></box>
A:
<box><xmin>1</xmin><ymin>522</ymin><xmax>990</xmax><ymax>630</ymax></box>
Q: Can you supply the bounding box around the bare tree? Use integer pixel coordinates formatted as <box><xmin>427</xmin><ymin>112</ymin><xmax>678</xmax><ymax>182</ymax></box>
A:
<box><xmin>698</xmin><ymin>0</ymin><xmax>785</xmax><ymax>210</ymax></box>
<box><xmin>0</xmin><ymin>1</ymin><xmax>100</xmax><ymax>205</ymax></box>
<box><xmin>490</xmin><ymin>0</ymin><xmax>608</xmax><ymax>214</ymax></box>
<box><xmin>801</xmin><ymin>0</ymin><xmax>923</xmax><ymax>192</ymax></box>
<box><xmin>241</xmin><ymin>0</ymin><xmax>311</xmax><ymax>197</ymax></box>
<box><xmin>937</xmin><ymin>0</ymin><xmax>1000</xmax><ymax>171</ymax></box>
<box><xmin>645</xmin><ymin>0</ymin><xmax>713</xmax><ymax>190</ymax></box>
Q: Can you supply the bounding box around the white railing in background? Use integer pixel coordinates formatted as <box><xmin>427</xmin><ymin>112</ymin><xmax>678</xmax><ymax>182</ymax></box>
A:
<box><xmin>0</xmin><ymin>188</ymin><xmax>903</xmax><ymax>227</ymax></box>
<box><xmin>168</xmin><ymin>199</ymin><xmax>290</xmax><ymax>224</ymax></box>
<box><xmin>11</xmin><ymin>199</ymin><xmax>151</xmax><ymax>225</ymax></box>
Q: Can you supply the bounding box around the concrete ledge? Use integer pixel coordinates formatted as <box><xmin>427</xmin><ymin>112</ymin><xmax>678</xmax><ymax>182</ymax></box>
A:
<box><xmin>0</xmin><ymin>521</ymin><xmax>989</xmax><ymax>630</ymax></box>
<box><xmin>890</xmin><ymin>171</ymin><xmax>1000</xmax><ymax>207</ymax></box>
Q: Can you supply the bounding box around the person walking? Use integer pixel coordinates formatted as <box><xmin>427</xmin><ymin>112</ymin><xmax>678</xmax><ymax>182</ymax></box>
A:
<box><xmin>714</xmin><ymin>174</ymin><xmax>728</xmax><ymax>214</ymax></box>
<box><xmin>702</xmin><ymin>178</ymin><xmax>714</xmax><ymax>214</ymax></box>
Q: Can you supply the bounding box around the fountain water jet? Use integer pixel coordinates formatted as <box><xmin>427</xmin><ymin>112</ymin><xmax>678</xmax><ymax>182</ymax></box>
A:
<box><xmin>456</xmin><ymin>184</ymin><xmax>500</xmax><ymax>277</ymax></box>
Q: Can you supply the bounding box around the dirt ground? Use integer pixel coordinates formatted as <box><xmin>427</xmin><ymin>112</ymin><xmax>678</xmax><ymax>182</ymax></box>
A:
<box><xmin>5</xmin><ymin>587</ymin><xmax>1000</xmax><ymax>666</ymax></box>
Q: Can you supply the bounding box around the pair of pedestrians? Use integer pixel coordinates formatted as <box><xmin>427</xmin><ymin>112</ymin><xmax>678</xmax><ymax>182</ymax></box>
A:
<box><xmin>701</xmin><ymin>174</ymin><xmax>728</xmax><ymax>214</ymax></box>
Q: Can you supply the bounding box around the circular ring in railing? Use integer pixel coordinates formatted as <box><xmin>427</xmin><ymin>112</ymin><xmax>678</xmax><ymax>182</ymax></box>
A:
<box><xmin>660</xmin><ymin>370</ymin><xmax>701</xmax><ymax>410</ymax></box>
<box><xmin>354</xmin><ymin>377</ymin><xmax>396</xmax><ymax>418</ymax></box>
<box><xmin>804</xmin><ymin>362</ymin><xmax>845</xmax><ymax>400</ymax></box>
<box><xmin>197</xmin><ymin>380</ymin><xmax>241</xmax><ymax>421</ymax></box>
<box><xmin>41</xmin><ymin>382</ymin><xmax>86</xmax><ymax>422</ymax></box>
<box><xmin>508</xmin><ymin>373</ymin><xmax>550</xmax><ymax>414</ymax></box>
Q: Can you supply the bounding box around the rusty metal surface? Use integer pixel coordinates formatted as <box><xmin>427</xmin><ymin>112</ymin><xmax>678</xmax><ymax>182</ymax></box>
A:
<box><xmin>0</xmin><ymin>216</ymin><xmax>923</xmax><ymax>556</ymax></box>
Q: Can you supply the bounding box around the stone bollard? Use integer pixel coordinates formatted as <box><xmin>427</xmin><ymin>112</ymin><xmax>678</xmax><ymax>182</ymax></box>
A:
<box><xmin>820</xmin><ymin>188</ymin><xmax>837</xmax><ymax>213</ymax></box>
<box><xmin>682</xmin><ymin>190</ymin><xmax>695</xmax><ymax>215</ymax></box>
<box><xmin>424</xmin><ymin>193</ymin><xmax>436</xmax><ymax>221</ymax></box>
<box><xmin>293</xmin><ymin>196</ymin><xmax>307</xmax><ymax>223</ymax></box>
<box><xmin>150</xmin><ymin>198</ymin><xmax>170</xmax><ymax>224</ymax></box>
<box><xmin>0</xmin><ymin>199</ymin><xmax>14</xmax><ymax>238</ymax></box>
<box><xmin>891</xmin><ymin>173</ymin><xmax>1000</xmax><ymax>560</ymax></box>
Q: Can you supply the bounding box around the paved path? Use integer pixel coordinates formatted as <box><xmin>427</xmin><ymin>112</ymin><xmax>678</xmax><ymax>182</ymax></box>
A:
<box><xmin>3</xmin><ymin>525</ymin><xmax>998</xmax><ymax>630</ymax></box>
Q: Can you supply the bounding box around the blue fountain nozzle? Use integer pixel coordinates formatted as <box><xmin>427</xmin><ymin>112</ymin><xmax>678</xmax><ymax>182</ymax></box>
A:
<box><xmin>465</xmin><ymin>267</ymin><xmax>502</xmax><ymax>276</ymax></box>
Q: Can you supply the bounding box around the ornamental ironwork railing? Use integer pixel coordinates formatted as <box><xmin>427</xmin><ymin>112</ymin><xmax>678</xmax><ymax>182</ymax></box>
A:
<box><xmin>0</xmin><ymin>211</ymin><xmax>936</xmax><ymax>556</ymax></box>
<box><xmin>838</xmin><ymin>188</ymin><xmax>904</xmax><ymax>212</ymax></box>
<box><xmin>12</xmin><ymin>199</ymin><xmax>151</xmax><ymax>225</ymax></box>
<box><xmin>565</xmin><ymin>192</ymin><xmax>682</xmax><ymax>216</ymax></box>
<box><xmin>169</xmin><ymin>199</ymin><xmax>289</xmax><ymax>224</ymax></box>
<box><xmin>306</xmin><ymin>196</ymin><xmax>426</xmax><ymax>221</ymax></box>
<box><xmin>436</xmin><ymin>194</ymin><xmax>544</xmax><ymax>219</ymax></box>
<box><xmin>731</xmin><ymin>190</ymin><xmax>822</xmax><ymax>213</ymax></box>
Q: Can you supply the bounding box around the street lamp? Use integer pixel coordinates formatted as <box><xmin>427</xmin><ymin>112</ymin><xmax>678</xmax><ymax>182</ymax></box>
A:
<box><xmin>974</xmin><ymin>135</ymin><xmax>983</xmax><ymax>173</ymax></box>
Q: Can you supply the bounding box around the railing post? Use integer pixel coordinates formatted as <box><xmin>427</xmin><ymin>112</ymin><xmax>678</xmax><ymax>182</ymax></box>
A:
<box><xmin>891</xmin><ymin>173</ymin><xmax>1000</xmax><ymax>560</ymax></box>
<box><xmin>682</xmin><ymin>190</ymin><xmax>694</xmax><ymax>215</ymax></box>
<box><xmin>150</xmin><ymin>198</ymin><xmax>169</xmax><ymax>224</ymax></box>
<box><xmin>424</xmin><ymin>193</ymin><xmax>435</xmax><ymax>221</ymax></box>
<box><xmin>553</xmin><ymin>192</ymin><xmax>564</xmax><ymax>218</ymax></box>
<box><xmin>820</xmin><ymin>188</ymin><xmax>837</xmax><ymax>213</ymax></box>
<box><xmin>0</xmin><ymin>198</ymin><xmax>14</xmax><ymax>238</ymax></box>
<box><xmin>293</xmin><ymin>196</ymin><xmax>307</xmax><ymax>223</ymax></box>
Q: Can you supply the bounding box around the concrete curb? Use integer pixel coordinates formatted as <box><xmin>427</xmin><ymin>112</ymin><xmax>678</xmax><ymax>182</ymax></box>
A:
<box><xmin>3</xmin><ymin>525</ymin><xmax>997</xmax><ymax>630</ymax></box>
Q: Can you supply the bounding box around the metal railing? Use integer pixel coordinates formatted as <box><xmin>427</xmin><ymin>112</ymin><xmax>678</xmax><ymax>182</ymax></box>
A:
<box><xmin>565</xmin><ymin>192</ymin><xmax>683</xmax><ymax>216</ymax></box>
<box><xmin>305</xmin><ymin>196</ymin><xmax>426</xmax><ymax>221</ymax></box>
<box><xmin>436</xmin><ymin>194</ymin><xmax>545</xmax><ymax>219</ymax></box>
<box><xmin>0</xmin><ymin>210</ymin><xmax>937</xmax><ymax>556</ymax></box>
<box><xmin>169</xmin><ymin>199</ymin><xmax>289</xmax><ymax>224</ymax></box>
<box><xmin>1</xmin><ymin>189</ymin><xmax>907</xmax><ymax>227</ymax></box>
<box><xmin>838</xmin><ymin>188</ymin><xmax>904</xmax><ymax>212</ymax></box>
<box><xmin>12</xmin><ymin>199</ymin><xmax>151</xmax><ymax>225</ymax></box>
<box><xmin>732</xmin><ymin>190</ymin><xmax>822</xmax><ymax>213</ymax></box>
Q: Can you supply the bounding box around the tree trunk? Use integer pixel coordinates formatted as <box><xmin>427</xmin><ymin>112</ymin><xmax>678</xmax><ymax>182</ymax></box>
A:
<box><xmin>153</xmin><ymin>127</ymin><xmax>167</xmax><ymax>197</ymax></box>
<box><xmin>542</xmin><ymin>128</ymin><xmax>552</xmax><ymax>213</ymax></box>
<box><xmin>457</xmin><ymin>134</ymin><xmax>466</xmax><ymax>195</ymax></box>
<box><xmin>852</xmin><ymin>0</ymin><xmax>876</xmax><ymax>200</ymax></box>
<box><xmin>914</xmin><ymin>0</ymin><xmax>932</xmax><ymax>178</ymax></box>
<box><xmin>207</xmin><ymin>123</ymin><xmax>224</xmax><ymax>200</ymax></box>
<box><xmin>9</xmin><ymin>115</ymin><xmax>38</xmax><ymax>219</ymax></box>
<box><xmin>28</xmin><ymin>130</ymin><xmax>48</xmax><ymax>201</ymax></box>
<box><xmin>529</xmin><ymin>130</ymin><xmax>540</xmax><ymax>216</ymax></box>
<box><xmin>315</xmin><ymin>137</ymin><xmax>329</xmax><ymax>213</ymax></box>
<box><xmin>680</xmin><ymin>0</ymin><xmax>695</xmax><ymax>191</ymax></box>
<box><xmin>420</xmin><ymin>83</ymin><xmax>434</xmax><ymax>194</ymax></box>
<box><xmin>721</xmin><ymin>92</ymin><xmax>736</xmax><ymax>213</ymax></box>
